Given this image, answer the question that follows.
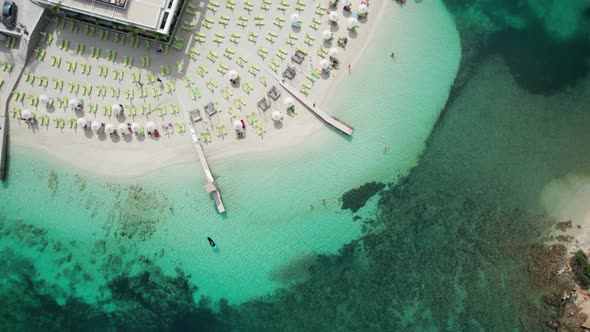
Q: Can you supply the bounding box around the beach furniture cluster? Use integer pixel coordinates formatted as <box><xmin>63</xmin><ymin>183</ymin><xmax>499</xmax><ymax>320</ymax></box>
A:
<box><xmin>9</xmin><ymin>0</ymin><xmax>369</xmax><ymax>143</ymax></box>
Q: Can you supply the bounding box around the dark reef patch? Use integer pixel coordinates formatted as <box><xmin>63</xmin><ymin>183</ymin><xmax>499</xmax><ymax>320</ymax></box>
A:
<box><xmin>106</xmin><ymin>264</ymin><xmax>226</xmax><ymax>332</ymax></box>
<box><xmin>341</xmin><ymin>181</ymin><xmax>385</xmax><ymax>213</ymax></box>
<box><xmin>219</xmin><ymin>182</ymin><xmax>554</xmax><ymax>331</ymax></box>
<box><xmin>103</xmin><ymin>184</ymin><xmax>170</xmax><ymax>241</ymax></box>
<box><xmin>490</xmin><ymin>22</ymin><xmax>590</xmax><ymax>95</ymax></box>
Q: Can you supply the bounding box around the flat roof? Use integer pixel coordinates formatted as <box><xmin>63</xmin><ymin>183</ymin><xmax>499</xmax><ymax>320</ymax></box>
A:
<box><xmin>43</xmin><ymin>0</ymin><xmax>178</xmax><ymax>33</ymax></box>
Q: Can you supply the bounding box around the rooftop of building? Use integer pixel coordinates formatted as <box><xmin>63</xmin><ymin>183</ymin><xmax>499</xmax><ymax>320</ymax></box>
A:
<box><xmin>40</xmin><ymin>0</ymin><xmax>179</xmax><ymax>34</ymax></box>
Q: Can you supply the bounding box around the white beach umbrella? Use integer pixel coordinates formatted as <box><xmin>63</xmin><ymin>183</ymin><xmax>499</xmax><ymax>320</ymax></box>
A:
<box><xmin>320</xmin><ymin>59</ymin><xmax>330</xmax><ymax>70</ymax></box>
<box><xmin>111</xmin><ymin>104</ymin><xmax>122</xmax><ymax>115</ymax></box>
<box><xmin>91</xmin><ymin>121</ymin><xmax>101</xmax><ymax>132</ymax></box>
<box><xmin>290</xmin><ymin>13</ymin><xmax>300</xmax><ymax>24</ymax></box>
<box><xmin>347</xmin><ymin>17</ymin><xmax>358</xmax><ymax>30</ymax></box>
<box><xmin>358</xmin><ymin>4</ymin><xmax>368</xmax><ymax>14</ymax></box>
<box><xmin>329</xmin><ymin>47</ymin><xmax>340</xmax><ymax>58</ymax></box>
<box><xmin>284</xmin><ymin>97</ymin><xmax>294</xmax><ymax>108</ymax></box>
<box><xmin>131</xmin><ymin>122</ymin><xmax>140</xmax><ymax>133</ymax></box>
<box><xmin>39</xmin><ymin>94</ymin><xmax>49</xmax><ymax>105</ymax></box>
<box><xmin>271</xmin><ymin>111</ymin><xmax>284</xmax><ymax>122</ymax></box>
<box><xmin>21</xmin><ymin>109</ymin><xmax>31</xmax><ymax>120</ymax></box>
<box><xmin>146</xmin><ymin>121</ymin><xmax>156</xmax><ymax>131</ymax></box>
<box><xmin>228</xmin><ymin>70</ymin><xmax>238</xmax><ymax>80</ymax></box>
<box><xmin>233</xmin><ymin>120</ymin><xmax>245</xmax><ymax>132</ymax></box>
<box><xmin>118</xmin><ymin>123</ymin><xmax>128</xmax><ymax>135</ymax></box>
<box><xmin>77</xmin><ymin>118</ymin><xmax>88</xmax><ymax>127</ymax></box>
<box><xmin>343</xmin><ymin>0</ymin><xmax>352</xmax><ymax>6</ymax></box>
<box><xmin>322</xmin><ymin>30</ymin><xmax>333</xmax><ymax>40</ymax></box>
<box><xmin>105</xmin><ymin>123</ymin><xmax>115</xmax><ymax>134</ymax></box>
<box><xmin>69</xmin><ymin>98</ymin><xmax>78</xmax><ymax>110</ymax></box>
<box><xmin>329</xmin><ymin>12</ymin><xmax>339</xmax><ymax>23</ymax></box>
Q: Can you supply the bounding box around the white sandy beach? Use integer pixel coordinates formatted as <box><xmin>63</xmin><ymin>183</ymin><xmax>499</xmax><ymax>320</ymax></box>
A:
<box><xmin>7</xmin><ymin>0</ymin><xmax>391</xmax><ymax>178</ymax></box>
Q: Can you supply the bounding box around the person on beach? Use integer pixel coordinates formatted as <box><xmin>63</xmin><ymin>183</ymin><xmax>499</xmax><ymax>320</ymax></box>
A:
<box><xmin>348</xmin><ymin>64</ymin><xmax>351</xmax><ymax>72</ymax></box>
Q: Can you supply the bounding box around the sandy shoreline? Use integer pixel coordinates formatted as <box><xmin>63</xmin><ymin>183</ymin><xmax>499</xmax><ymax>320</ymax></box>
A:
<box><xmin>7</xmin><ymin>0</ymin><xmax>396</xmax><ymax>179</ymax></box>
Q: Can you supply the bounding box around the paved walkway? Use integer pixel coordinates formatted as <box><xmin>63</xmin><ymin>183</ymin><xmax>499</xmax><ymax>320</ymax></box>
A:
<box><xmin>263</xmin><ymin>68</ymin><xmax>354</xmax><ymax>136</ymax></box>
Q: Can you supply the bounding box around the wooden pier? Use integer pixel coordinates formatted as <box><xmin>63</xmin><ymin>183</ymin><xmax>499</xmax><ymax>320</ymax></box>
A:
<box><xmin>190</xmin><ymin>128</ymin><xmax>225</xmax><ymax>213</ymax></box>
<box><xmin>264</xmin><ymin>68</ymin><xmax>354</xmax><ymax>136</ymax></box>
<box><xmin>0</xmin><ymin>107</ymin><xmax>7</xmax><ymax>181</ymax></box>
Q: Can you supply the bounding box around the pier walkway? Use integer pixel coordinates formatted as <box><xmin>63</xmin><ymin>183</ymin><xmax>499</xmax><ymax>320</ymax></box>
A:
<box><xmin>191</xmin><ymin>128</ymin><xmax>225</xmax><ymax>213</ymax></box>
<box><xmin>190</xmin><ymin>129</ymin><xmax>225</xmax><ymax>213</ymax></box>
<box><xmin>263</xmin><ymin>68</ymin><xmax>354</xmax><ymax>136</ymax></box>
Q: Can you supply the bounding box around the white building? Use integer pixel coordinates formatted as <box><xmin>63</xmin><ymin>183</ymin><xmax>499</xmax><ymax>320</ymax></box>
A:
<box><xmin>35</xmin><ymin>0</ymin><xmax>182</xmax><ymax>36</ymax></box>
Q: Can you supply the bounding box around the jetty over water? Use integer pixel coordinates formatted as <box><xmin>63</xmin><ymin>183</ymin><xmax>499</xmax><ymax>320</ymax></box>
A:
<box><xmin>264</xmin><ymin>68</ymin><xmax>354</xmax><ymax>136</ymax></box>
<box><xmin>190</xmin><ymin>129</ymin><xmax>225</xmax><ymax>213</ymax></box>
<box><xmin>0</xmin><ymin>108</ymin><xmax>6</xmax><ymax>180</ymax></box>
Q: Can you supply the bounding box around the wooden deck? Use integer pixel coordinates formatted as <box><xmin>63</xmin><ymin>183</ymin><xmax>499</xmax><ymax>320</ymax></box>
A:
<box><xmin>263</xmin><ymin>68</ymin><xmax>354</xmax><ymax>136</ymax></box>
<box><xmin>0</xmin><ymin>110</ymin><xmax>7</xmax><ymax>181</ymax></box>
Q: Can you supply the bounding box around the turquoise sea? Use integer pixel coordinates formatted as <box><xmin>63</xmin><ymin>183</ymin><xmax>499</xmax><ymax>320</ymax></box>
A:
<box><xmin>1</xmin><ymin>0</ymin><xmax>590</xmax><ymax>330</ymax></box>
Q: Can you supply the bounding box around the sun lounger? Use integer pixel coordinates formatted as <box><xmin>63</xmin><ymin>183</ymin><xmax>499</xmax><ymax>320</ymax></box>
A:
<box><xmin>204</xmin><ymin>102</ymin><xmax>217</xmax><ymax>117</ymax></box>
<box><xmin>257</xmin><ymin>97</ymin><xmax>271</xmax><ymax>111</ymax></box>
<box><xmin>268</xmin><ymin>85</ymin><xmax>281</xmax><ymax>100</ymax></box>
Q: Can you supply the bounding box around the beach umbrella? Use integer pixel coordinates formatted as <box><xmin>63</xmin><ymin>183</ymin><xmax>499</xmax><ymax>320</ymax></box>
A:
<box><xmin>69</xmin><ymin>98</ymin><xmax>78</xmax><ymax>110</ymax></box>
<box><xmin>131</xmin><ymin>122</ymin><xmax>140</xmax><ymax>133</ymax></box>
<box><xmin>322</xmin><ymin>30</ymin><xmax>333</xmax><ymax>40</ymax></box>
<box><xmin>347</xmin><ymin>17</ymin><xmax>358</xmax><ymax>30</ymax></box>
<box><xmin>105</xmin><ymin>123</ymin><xmax>115</xmax><ymax>134</ymax></box>
<box><xmin>146</xmin><ymin>121</ymin><xmax>156</xmax><ymax>131</ymax></box>
<box><xmin>284</xmin><ymin>97</ymin><xmax>294</xmax><ymax>108</ymax></box>
<box><xmin>77</xmin><ymin>118</ymin><xmax>88</xmax><ymax>127</ymax></box>
<box><xmin>271</xmin><ymin>111</ymin><xmax>284</xmax><ymax>122</ymax></box>
<box><xmin>118</xmin><ymin>123</ymin><xmax>128</xmax><ymax>135</ymax></box>
<box><xmin>358</xmin><ymin>4</ymin><xmax>368</xmax><ymax>14</ymax></box>
<box><xmin>329</xmin><ymin>47</ymin><xmax>340</xmax><ymax>58</ymax></box>
<box><xmin>233</xmin><ymin>120</ymin><xmax>245</xmax><ymax>132</ymax></box>
<box><xmin>329</xmin><ymin>12</ymin><xmax>339</xmax><ymax>23</ymax></box>
<box><xmin>228</xmin><ymin>70</ymin><xmax>238</xmax><ymax>80</ymax></box>
<box><xmin>39</xmin><ymin>94</ymin><xmax>49</xmax><ymax>105</ymax></box>
<box><xmin>290</xmin><ymin>13</ymin><xmax>301</xmax><ymax>25</ymax></box>
<box><xmin>91</xmin><ymin>121</ymin><xmax>101</xmax><ymax>132</ymax></box>
<box><xmin>111</xmin><ymin>104</ymin><xmax>122</xmax><ymax>115</ymax></box>
<box><xmin>320</xmin><ymin>59</ymin><xmax>330</xmax><ymax>69</ymax></box>
<box><xmin>343</xmin><ymin>0</ymin><xmax>352</xmax><ymax>6</ymax></box>
<box><xmin>21</xmin><ymin>109</ymin><xmax>31</xmax><ymax>120</ymax></box>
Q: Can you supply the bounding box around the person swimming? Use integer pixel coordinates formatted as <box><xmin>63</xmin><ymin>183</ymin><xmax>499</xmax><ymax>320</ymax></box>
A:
<box><xmin>207</xmin><ymin>237</ymin><xmax>216</xmax><ymax>248</ymax></box>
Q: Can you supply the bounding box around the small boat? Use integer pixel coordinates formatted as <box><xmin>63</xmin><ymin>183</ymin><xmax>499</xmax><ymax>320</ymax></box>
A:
<box><xmin>207</xmin><ymin>237</ymin><xmax>218</xmax><ymax>249</ymax></box>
